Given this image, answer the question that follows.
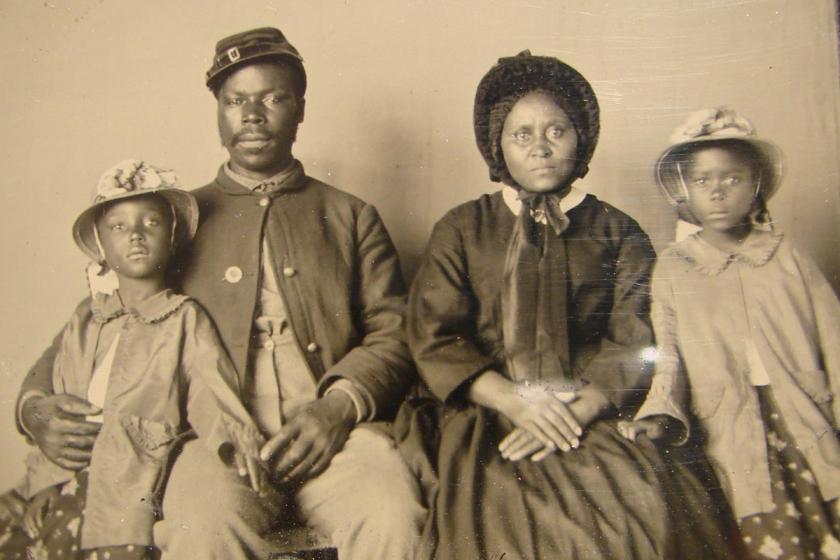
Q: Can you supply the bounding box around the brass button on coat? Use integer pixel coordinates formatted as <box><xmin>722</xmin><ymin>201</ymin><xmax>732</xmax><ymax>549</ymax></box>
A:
<box><xmin>224</xmin><ymin>266</ymin><xmax>243</xmax><ymax>284</ymax></box>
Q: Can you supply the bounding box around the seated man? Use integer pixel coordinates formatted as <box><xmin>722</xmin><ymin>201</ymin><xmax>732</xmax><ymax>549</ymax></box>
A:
<box><xmin>17</xmin><ymin>27</ymin><xmax>425</xmax><ymax>560</ymax></box>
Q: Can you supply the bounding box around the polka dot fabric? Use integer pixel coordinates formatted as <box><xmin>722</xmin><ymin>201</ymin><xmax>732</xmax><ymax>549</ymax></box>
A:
<box><xmin>739</xmin><ymin>388</ymin><xmax>840</xmax><ymax>560</ymax></box>
<box><xmin>0</xmin><ymin>471</ymin><xmax>156</xmax><ymax>559</ymax></box>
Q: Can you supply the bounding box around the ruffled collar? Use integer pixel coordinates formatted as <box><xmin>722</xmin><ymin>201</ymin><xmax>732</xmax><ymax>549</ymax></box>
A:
<box><xmin>669</xmin><ymin>227</ymin><xmax>784</xmax><ymax>276</ymax></box>
<box><xmin>91</xmin><ymin>289</ymin><xmax>190</xmax><ymax>324</ymax></box>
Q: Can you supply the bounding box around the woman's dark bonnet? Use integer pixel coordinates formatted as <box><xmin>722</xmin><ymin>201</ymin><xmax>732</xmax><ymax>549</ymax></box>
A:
<box><xmin>474</xmin><ymin>51</ymin><xmax>600</xmax><ymax>188</ymax></box>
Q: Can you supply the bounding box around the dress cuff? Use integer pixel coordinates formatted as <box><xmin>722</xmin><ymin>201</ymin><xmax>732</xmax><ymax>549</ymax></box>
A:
<box><xmin>325</xmin><ymin>379</ymin><xmax>373</xmax><ymax>424</ymax></box>
<box><xmin>18</xmin><ymin>390</ymin><xmax>49</xmax><ymax>441</ymax></box>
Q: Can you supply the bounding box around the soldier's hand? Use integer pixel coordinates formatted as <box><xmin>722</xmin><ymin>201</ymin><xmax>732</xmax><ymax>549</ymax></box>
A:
<box><xmin>22</xmin><ymin>394</ymin><xmax>101</xmax><ymax>470</ymax></box>
<box><xmin>260</xmin><ymin>391</ymin><xmax>355</xmax><ymax>485</ymax></box>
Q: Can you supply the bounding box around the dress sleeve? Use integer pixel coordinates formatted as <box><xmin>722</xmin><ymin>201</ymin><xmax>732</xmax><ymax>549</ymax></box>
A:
<box><xmin>578</xmin><ymin>224</ymin><xmax>657</xmax><ymax>410</ymax></box>
<box><xmin>634</xmin><ymin>260</ymin><xmax>692</xmax><ymax>444</ymax></box>
<box><xmin>407</xmin><ymin>215</ymin><xmax>497</xmax><ymax>403</ymax></box>
<box><xmin>797</xmin><ymin>248</ymin><xmax>840</xmax><ymax>430</ymax></box>
<box><xmin>180</xmin><ymin>303</ymin><xmax>265</xmax><ymax>463</ymax></box>
<box><xmin>318</xmin><ymin>204</ymin><xmax>414</xmax><ymax>419</ymax></box>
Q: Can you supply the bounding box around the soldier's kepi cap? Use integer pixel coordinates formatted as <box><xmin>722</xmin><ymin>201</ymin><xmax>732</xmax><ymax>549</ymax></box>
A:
<box><xmin>205</xmin><ymin>27</ymin><xmax>306</xmax><ymax>93</ymax></box>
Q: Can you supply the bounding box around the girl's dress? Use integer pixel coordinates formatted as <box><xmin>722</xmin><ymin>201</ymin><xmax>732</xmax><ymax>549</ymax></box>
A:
<box><xmin>397</xmin><ymin>188</ymin><xmax>740</xmax><ymax>560</ymax></box>
<box><xmin>1</xmin><ymin>289</ymin><xmax>264</xmax><ymax>559</ymax></box>
<box><xmin>636</xmin><ymin>228</ymin><xmax>840</xmax><ymax>559</ymax></box>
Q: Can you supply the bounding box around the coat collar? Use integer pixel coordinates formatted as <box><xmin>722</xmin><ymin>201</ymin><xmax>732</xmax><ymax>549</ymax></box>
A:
<box><xmin>214</xmin><ymin>159</ymin><xmax>307</xmax><ymax>196</ymax></box>
<box><xmin>670</xmin><ymin>226</ymin><xmax>784</xmax><ymax>276</ymax></box>
<box><xmin>91</xmin><ymin>289</ymin><xmax>189</xmax><ymax>324</ymax></box>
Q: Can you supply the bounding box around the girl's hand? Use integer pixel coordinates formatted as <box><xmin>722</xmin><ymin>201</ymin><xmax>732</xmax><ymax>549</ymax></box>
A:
<box><xmin>500</xmin><ymin>384</ymin><xmax>582</xmax><ymax>455</ymax></box>
<box><xmin>22</xmin><ymin>485</ymin><xmax>60</xmax><ymax>539</ymax></box>
<box><xmin>617</xmin><ymin>415</ymin><xmax>671</xmax><ymax>442</ymax></box>
<box><xmin>233</xmin><ymin>452</ymin><xmax>268</xmax><ymax>495</ymax></box>
<box><xmin>21</xmin><ymin>394</ymin><xmax>101</xmax><ymax>470</ymax></box>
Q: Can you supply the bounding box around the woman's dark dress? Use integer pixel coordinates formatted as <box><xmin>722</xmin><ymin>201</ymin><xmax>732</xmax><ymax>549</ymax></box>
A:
<box><xmin>397</xmin><ymin>191</ymin><xmax>740</xmax><ymax>559</ymax></box>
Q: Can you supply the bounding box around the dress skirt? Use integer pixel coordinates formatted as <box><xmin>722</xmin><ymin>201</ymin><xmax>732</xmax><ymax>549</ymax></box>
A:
<box><xmin>396</xmin><ymin>398</ymin><xmax>743</xmax><ymax>560</ymax></box>
<box><xmin>739</xmin><ymin>387</ymin><xmax>840</xmax><ymax>560</ymax></box>
<box><xmin>0</xmin><ymin>470</ymin><xmax>156</xmax><ymax>559</ymax></box>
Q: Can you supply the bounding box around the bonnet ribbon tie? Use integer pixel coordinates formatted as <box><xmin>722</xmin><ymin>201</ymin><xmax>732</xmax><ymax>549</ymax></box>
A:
<box><xmin>501</xmin><ymin>190</ymin><xmax>572</xmax><ymax>382</ymax></box>
<box><xmin>516</xmin><ymin>190</ymin><xmax>570</xmax><ymax>239</ymax></box>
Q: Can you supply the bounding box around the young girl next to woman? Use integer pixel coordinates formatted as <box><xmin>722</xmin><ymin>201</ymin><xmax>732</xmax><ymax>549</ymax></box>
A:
<box><xmin>3</xmin><ymin>160</ymin><xmax>266</xmax><ymax>559</ymax></box>
<box><xmin>620</xmin><ymin>108</ymin><xmax>840</xmax><ymax>560</ymax></box>
<box><xmin>397</xmin><ymin>52</ymin><xmax>737</xmax><ymax>560</ymax></box>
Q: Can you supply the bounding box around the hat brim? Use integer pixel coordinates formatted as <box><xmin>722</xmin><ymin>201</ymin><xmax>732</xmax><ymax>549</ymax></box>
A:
<box><xmin>72</xmin><ymin>188</ymin><xmax>198</xmax><ymax>262</ymax></box>
<box><xmin>654</xmin><ymin>136</ymin><xmax>784</xmax><ymax>208</ymax></box>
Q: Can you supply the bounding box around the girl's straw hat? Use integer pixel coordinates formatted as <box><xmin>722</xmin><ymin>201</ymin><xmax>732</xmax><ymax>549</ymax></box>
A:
<box><xmin>655</xmin><ymin>107</ymin><xmax>783</xmax><ymax>209</ymax></box>
<box><xmin>72</xmin><ymin>159</ymin><xmax>198</xmax><ymax>262</ymax></box>
<box><xmin>474</xmin><ymin>50</ymin><xmax>600</xmax><ymax>185</ymax></box>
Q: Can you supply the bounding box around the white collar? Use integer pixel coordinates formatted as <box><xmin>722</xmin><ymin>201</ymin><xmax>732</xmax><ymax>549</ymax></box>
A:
<box><xmin>502</xmin><ymin>185</ymin><xmax>588</xmax><ymax>217</ymax></box>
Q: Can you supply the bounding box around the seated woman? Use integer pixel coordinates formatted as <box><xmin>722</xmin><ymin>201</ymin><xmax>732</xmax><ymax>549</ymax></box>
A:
<box><xmin>396</xmin><ymin>51</ymin><xmax>741</xmax><ymax>559</ymax></box>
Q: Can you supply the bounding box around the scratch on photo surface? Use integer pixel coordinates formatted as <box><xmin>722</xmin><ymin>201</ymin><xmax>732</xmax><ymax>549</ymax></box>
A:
<box><xmin>0</xmin><ymin>357</ymin><xmax>13</xmax><ymax>382</ymax></box>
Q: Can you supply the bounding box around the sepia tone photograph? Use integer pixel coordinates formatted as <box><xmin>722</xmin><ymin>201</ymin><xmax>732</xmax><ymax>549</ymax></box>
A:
<box><xmin>1</xmin><ymin>1</ymin><xmax>839</xmax><ymax>558</ymax></box>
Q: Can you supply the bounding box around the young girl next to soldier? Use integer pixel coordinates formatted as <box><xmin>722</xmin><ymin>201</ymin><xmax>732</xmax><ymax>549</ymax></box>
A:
<box><xmin>2</xmin><ymin>160</ymin><xmax>267</xmax><ymax>559</ymax></box>
<box><xmin>619</xmin><ymin>108</ymin><xmax>840</xmax><ymax>560</ymax></box>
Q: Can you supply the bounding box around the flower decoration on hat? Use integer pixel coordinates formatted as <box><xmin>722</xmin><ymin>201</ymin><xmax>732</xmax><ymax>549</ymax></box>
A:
<box><xmin>72</xmin><ymin>159</ymin><xmax>199</xmax><ymax>265</ymax></box>
<box><xmin>94</xmin><ymin>159</ymin><xmax>180</xmax><ymax>202</ymax></box>
<box><xmin>668</xmin><ymin>107</ymin><xmax>756</xmax><ymax>145</ymax></box>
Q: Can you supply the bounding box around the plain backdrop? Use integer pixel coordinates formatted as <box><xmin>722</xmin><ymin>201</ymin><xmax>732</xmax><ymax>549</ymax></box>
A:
<box><xmin>1</xmin><ymin>0</ymin><xmax>838</xmax><ymax>489</ymax></box>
